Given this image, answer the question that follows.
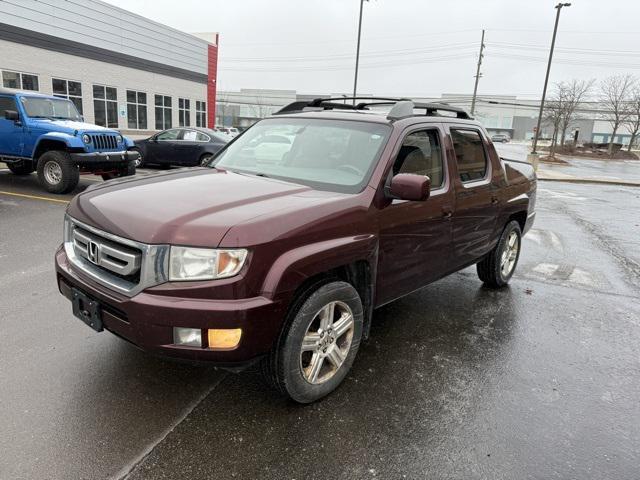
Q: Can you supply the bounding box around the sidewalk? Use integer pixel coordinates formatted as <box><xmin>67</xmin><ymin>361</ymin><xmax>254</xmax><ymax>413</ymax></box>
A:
<box><xmin>537</xmin><ymin>165</ymin><xmax>640</xmax><ymax>187</ymax></box>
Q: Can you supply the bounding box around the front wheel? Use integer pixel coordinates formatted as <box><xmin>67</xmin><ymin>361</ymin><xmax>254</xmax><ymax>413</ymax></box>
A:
<box><xmin>477</xmin><ymin>220</ymin><xmax>522</xmax><ymax>288</ymax></box>
<box><xmin>131</xmin><ymin>148</ymin><xmax>144</xmax><ymax>168</ymax></box>
<box><xmin>36</xmin><ymin>151</ymin><xmax>79</xmax><ymax>194</ymax></box>
<box><xmin>263</xmin><ymin>281</ymin><xmax>363</xmax><ymax>403</ymax></box>
<box><xmin>7</xmin><ymin>162</ymin><xmax>35</xmax><ymax>175</ymax></box>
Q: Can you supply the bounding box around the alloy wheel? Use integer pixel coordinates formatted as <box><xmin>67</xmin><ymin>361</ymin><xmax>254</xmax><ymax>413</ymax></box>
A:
<box><xmin>299</xmin><ymin>301</ymin><xmax>355</xmax><ymax>385</ymax></box>
<box><xmin>43</xmin><ymin>161</ymin><xmax>62</xmax><ymax>185</ymax></box>
<box><xmin>500</xmin><ymin>231</ymin><xmax>520</xmax><ymax>277</ymax></box>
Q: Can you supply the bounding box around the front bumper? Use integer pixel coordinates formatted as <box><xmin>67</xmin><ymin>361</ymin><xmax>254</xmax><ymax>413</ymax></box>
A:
<box><xmin>55</xmin><ymin>246</ymin><xmax>285</xmax><ymax>367</ymax></box>
<box><xmin>70</xmin><ymin>150</ymin><xmax>139</xmax><ymax>167</ymax></box>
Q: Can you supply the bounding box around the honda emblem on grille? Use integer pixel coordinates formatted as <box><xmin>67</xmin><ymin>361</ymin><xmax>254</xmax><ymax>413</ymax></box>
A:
<box><xmin>87</xmin><ymin>241</ymin><xmax>100</xmax><ymax>264</ymax></box>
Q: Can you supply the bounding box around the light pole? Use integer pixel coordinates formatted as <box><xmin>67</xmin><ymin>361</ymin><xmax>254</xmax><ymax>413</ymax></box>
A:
<box><xmin>352</xmin><ymin>0</ymin><xmax>367</xmax><ymax>105</ymax></box>
<box><xmin>531</xmin><ymin>2</ymin><xmax>571</xmax><ymax>155</ymax></box>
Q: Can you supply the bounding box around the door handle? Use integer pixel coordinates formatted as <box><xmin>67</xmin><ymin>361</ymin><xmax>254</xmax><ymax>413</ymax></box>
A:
<box><xmin>491</xmin><ymin>196</ymin><xmax>499</xmax><ymax>205</ymax></box>
<box><xmin>442</xmin><ymin>208</ymin><xmax>453</xmax><ymax>219</ymax></box>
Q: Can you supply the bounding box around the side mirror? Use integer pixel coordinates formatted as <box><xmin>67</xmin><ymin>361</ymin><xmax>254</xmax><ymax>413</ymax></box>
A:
<box><xmin>387</xmin><ymin>173</ymin><xmax>431</xmax><ymax>201</ymax></box>
<box><xmin>4</xmin><ymin>110</ymin><xmax>20</xmax><ymax>122</ymax></box>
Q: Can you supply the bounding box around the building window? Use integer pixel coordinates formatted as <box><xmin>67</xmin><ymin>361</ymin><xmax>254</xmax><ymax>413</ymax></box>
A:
<box><xmin>178</xmin><ymin>98</ymin><xmax>191</xmax><ymax>127</ymax></box>
<box><xmin>126</xmin><ymin>90</ymin><xmax>147</xmax><ymax>130</ymax></box>
<box><xmin>2</xmin><ymin>70</ymin><xmax>39</xmax><ymax>91</ymax></box>
<box><xmin>155</xmin><ymin>95</ymin><xmax>172</xmax><ymax>130</ymax></box>
<box><xmin>93</xmin><ymin>85</ymin><xmax>118</xmax><ymax>128</ymax></box>
<box><xmin>52</xmin><ymin>78</ymin><xmax>83</xmax><ymax>115</ymax></box>
<box><xmin>196</xmin><ymin>101</ymin><xmax>207</xmax><ymax>127</ymax></box>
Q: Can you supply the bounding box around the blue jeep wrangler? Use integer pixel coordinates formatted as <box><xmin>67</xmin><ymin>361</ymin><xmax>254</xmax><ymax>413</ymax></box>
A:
<box><xmin>0</xmin><ymin>88</ymin><xmax>139</xmax><ymax>194</ymax></box>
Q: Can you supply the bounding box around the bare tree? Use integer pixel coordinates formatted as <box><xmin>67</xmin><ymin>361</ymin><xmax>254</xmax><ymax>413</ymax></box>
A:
<box><xmin>558</xmin><ymin>79</ymin><xmax>594</xmax><ymax>147</ymax></box>
<box><xmin>600</xmin><ymin>74</ymin><xmax>636</xmax><ymax>155</ymax></box>
<box><xmin>624</xmin><ymin>88</ymin><xmax>640</xmax><ymax>152</ymax></box>
<box><xmin>542</xmin><ymin>83</ymin><xmax>567</xmax><ymax>157</ymax></box>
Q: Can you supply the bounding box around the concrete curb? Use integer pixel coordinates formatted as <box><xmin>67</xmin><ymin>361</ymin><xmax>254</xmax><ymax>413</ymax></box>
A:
<box><xmin>537</xmin><ymin>177</ymin><xmax>640</xmax><ymax>187</ymax></box>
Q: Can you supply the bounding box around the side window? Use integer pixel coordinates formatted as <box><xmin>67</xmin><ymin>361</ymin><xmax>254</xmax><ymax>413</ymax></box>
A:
<box><xmin>195</xmin><ymin>132</ymin><xmax>210</xmax><ymax>142</ymax></box>
<box><xmin>450</xmin><ymin>129</ymin><xmax>488</xmax><ymax>183</ymax></box>
<box><xmin>392</xmin><ymin>129</ymin><xmax>444</xmax><ymax>188</ymax></box>
<box><xmin>0</xmin><ymin>96</ymin><xmax>17</xmax><ymax>115</ymax></box>
<box><xmin>156</xmin><ymin>129</ymin><xmax>180</xmax><ymax>141</ymax></box>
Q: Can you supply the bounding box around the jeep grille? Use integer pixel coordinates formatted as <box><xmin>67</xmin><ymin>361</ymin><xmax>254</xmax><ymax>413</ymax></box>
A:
<box><xmin>90</xmin><ymin>134</ymin><xmax>118</xmax><ymax>151</ymax></box>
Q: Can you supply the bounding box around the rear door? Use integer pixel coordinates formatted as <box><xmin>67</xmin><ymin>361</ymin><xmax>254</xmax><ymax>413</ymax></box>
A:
<box><xmin>174</xmin><ymin>129</ymin><xmax>208</xmax><ymax>166</ymax></box>
<box><xmin>376</xmin><ymin>124</ymin><xmax>454</xmax><ymax>305</ymax></box>
<box><xmin>0</xmin><ymin>96</ymin><xmax>24</xmax><ymax>157</ymax></box>
<box><xmin>446</xmin><ymin>126</ymin><xmax>499</xmax><ymax>267</ymax></box>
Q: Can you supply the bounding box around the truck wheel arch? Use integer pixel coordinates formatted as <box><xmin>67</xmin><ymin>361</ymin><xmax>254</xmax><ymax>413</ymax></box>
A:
<box><xmin>33</xmin><ymin>138</ymin><xmax>71</xmax><ymax>160</ymax></box>
<box><xmin>262</xmin><ymin>237</ymin><xmax>378</xmax><ymax>340</ymax></box>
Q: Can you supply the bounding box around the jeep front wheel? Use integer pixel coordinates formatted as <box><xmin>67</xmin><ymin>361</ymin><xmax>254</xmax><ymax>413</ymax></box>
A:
<box><xmin>36</xmin><ymin>151</ymin><xmax>79</xmax><ymax>194</ymax></box>
<box><xmin>263</xmin><ymin>281</ymin><xmax>363</xmax><ymax>403</ymax></box>
<box><xmin>7</xmin><ymin>163</ymin><xmax>35</xmax><ymax>175</ymax></box>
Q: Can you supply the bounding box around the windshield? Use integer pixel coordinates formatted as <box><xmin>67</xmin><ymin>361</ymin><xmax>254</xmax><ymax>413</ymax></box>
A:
<box><xmin>212</xmin><ymin>118</ymin><xmax>390</xmax><ymax>193</ymax></box>
<box><xmin>20</xmin><ymin>96</ymin><xmax>82</xmax><ymax>121</ymax></box>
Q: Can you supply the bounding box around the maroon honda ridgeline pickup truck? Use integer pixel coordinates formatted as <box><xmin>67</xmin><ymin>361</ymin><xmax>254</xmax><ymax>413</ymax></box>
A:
<box><xmin>55</xmin><ymin>98</ymin><xmax>536</xmax><ymax>403</ymax></box>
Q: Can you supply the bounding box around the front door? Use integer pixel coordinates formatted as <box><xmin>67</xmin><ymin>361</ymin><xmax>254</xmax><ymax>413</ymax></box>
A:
<box><xmin>0</xmin><ymin>96</ymin><xmax>24</xmax><ymax>157</ymax></box>
<box><xmin>146</xmin><ymin>128</ymin><xmax>181</xmax><ymax>165</ymax></box>
<box><xmin>447</xmin><ymin>127</ymin><xmax>499</xmax><ymax>268</ymax></box>
<box><xmin>376</xmin><ymin>126</ymin><xmax>454</xmax><ymax>305</ymax></box>
<box><xmin>174</xmin><ymin>129</ymin><xmax>205</xmax><ymax>166</ymax></box>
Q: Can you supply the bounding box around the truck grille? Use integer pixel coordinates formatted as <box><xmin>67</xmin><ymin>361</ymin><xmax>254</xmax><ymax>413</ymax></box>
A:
<box><xmin>90</xmin><ymin>134</ymin><xmax>119</xmax><ymax>151</ymax></box>
<box><xmin>64</xmin><ymin>216</ymin><xmax>170</xmax><ymax>297</ymax></box>
<box><xmin>72</xmin><ymin>227</ymin><xmax>142</xmax><ymax>283</ymax></box>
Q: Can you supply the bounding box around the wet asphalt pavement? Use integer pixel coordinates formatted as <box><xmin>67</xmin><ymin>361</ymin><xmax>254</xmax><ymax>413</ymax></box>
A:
<box><xmin>1</xmin><ymin>167</ymin><xmax>639</xmax><ymax>479</ymax></box>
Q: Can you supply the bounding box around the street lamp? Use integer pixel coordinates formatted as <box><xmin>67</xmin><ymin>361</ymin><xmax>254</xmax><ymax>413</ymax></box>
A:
<box><xmin>352</xmin><ymin>0</ymin><xmax>368</xmax><ymax>105</ymax></box>
<box><xmin>531</xmin><ymin>2</ymin><xmax>571</xmax><ymax>155</ymax></box>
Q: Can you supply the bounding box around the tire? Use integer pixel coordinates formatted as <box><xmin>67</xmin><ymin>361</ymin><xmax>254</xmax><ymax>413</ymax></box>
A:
<box><xmin>131</xmin><ymin>148</ymin><xmax>144</xmax><ymax>168</ymax></box>
<box><xmin>477</xmin><ymin>220</ymin><xmax>522</xmax><ymax>288</ymax></box>
<box><xmin>36</xmin><ymin>151</ymin><xmax>79</xmax><ymax>194</ymax></box>
<box><xmin>101</xmin><ymin>161</ymin><xmax>136</xmax><ymax>181</ymax></box>
<box><xmin>7</xmin><ymin>162</ymin><xmax>35</xmax><ymax>175</ymax></box>
<box><xmin>263</xmin><ymin>281</ymin><xmax>364</xmax><ymax>403</ymax></box>
<box><xmin>199</xmin><ymin>153</ymin><xmax>213</xmax><ymax>166</ymax></box>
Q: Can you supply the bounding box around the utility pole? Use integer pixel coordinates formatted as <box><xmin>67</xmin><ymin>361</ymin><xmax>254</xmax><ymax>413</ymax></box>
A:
<box><xmin>531</xmin><ymin>3</ymin><xmax>571</xmax><ymax>155</ymax></box>
<box><xmin>470</xmin><ymin>29</ymin><xmax>485</xmax><ymax>116</ymax></box>
<box><xmin>353</xmin><ymin>0</ymin><xmax>367</xmax><ymax>105</ymax></box>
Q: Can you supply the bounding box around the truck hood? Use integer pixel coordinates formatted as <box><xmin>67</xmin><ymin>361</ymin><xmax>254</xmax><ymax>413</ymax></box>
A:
<box><xmin>30</xmin><ymin>119</ymin><xmax>114</xmax><ymax>133</ymax></box>
<box><xmin>67</xmin><ymin>168</ymin><xmax>350</xmax><ymax>247</ymax></box>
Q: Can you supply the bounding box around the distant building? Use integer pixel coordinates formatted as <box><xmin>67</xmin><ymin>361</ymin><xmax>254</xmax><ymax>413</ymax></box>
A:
<box><xmin>0</xmin><ymin>0</ymin><xmax>219</xmax><ymax>135</ymax></box>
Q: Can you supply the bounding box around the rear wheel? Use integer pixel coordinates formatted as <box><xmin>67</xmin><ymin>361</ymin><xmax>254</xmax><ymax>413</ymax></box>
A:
<box><xmin>36</xmin><ymin>151</ymin><xmax>79</xmax><ymax>194</ymax></box>
<box><xmin>477</xmin><ymin>220</ymin><xmax>522</xmax><ymax>288</ymax></box>
<box><xmin>199</xmin><ymin>153</ymin><xmax>213</xmax><ymax>166</ymax></box>
<box><xmin>262</xmin><ymin>281</ymin><xmax>363</xmax><ymax>403</ymax></box>
<box><xmin>7</xmin><ymin>162</ymin><xmax>35</xmax><ymax>175</ymax></box>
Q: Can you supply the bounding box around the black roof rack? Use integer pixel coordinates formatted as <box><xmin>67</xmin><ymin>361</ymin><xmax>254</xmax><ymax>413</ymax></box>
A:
<box><xmin>274</xmin><ymin>97</ymin><xmax>472</xmax><ymax>120</ymax></box>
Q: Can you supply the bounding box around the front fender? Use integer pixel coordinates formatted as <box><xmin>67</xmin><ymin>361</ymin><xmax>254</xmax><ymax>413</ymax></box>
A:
<box><xmin>261</xmin><ymin>234</ymin><xmax>378</xmax><ymax>298</ymax></box>
<box><xmin>35</xmin><ymin>132</ymin><xmax>83</xmax><ymax>149</ymax></box>
<box><xmin>123</xmin><ymin>136</ymin><xmax>135</xmax><ymax>148</ymax></box>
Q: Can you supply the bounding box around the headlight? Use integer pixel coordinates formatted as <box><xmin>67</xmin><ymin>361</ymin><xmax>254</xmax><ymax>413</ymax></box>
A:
<box><xmin>82</xmin><ymin>134</ymin><xmax>91</xmax><ymax>144</ymax></box>
<box><xmin>169</xmin><ymin>247</ymin><xmax>247</xmax><ymax>281</ymax></box>
<box><xmin>116</xmin><ymin>134</ymin><xmax>124</xmax><ymax>144</ymax></box>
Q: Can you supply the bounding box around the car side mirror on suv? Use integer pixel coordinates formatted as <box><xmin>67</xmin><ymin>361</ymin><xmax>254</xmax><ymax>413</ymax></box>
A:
<box><xmin>386</xmin><ymin>173</ymin><xmax>431</xmax><ymax>201</ymax></box>
<box><xmin>4</xmin><ymin>110</ymin><xmax>20</xmax><ymax>122</ymax></box>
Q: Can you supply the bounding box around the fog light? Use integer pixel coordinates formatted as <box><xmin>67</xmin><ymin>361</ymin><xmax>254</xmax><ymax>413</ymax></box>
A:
<box><xmin>173</xmin><ymin>327</ymin><xmax>202</xmax><ymax>347</ymax></box>
<box><xmin>208</xmin><ymin>328</ymin><xmax>242</xmax><ymax>350</ymax></box>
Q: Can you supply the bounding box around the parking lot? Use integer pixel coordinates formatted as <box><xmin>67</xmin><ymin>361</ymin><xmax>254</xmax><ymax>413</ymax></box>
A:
<box><xmin>1</xmin><ymin>164</ymin><xmax>639</xmax><ymax>480</ymax></box>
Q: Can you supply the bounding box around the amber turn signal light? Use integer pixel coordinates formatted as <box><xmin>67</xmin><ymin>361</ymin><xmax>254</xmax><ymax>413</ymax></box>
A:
<box><xmin>208</xmin><ymin>328</ymin><xmax>242</xmax><ymax>350</ymax></box>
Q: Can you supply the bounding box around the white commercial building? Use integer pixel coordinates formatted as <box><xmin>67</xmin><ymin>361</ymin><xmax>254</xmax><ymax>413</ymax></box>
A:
<box><xmin>0</xmin><ymin>0</ymin><xmax>219</xmax><ymax>136</ymax></box>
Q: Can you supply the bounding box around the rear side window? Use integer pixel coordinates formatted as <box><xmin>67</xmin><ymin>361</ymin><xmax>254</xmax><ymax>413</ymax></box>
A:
<box><xmin>393</xmin><ymin>129</ymin><xmax>444</xmax><ymax>188</ymax></box>
<box><xmin>450</xmin><ymin>129</ymin><xmax>488</xmax><ymax>183</ymax></box>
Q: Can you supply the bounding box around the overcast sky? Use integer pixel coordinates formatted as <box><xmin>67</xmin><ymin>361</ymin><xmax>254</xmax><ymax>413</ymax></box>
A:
<box><xmin>103</xmin><ymin>0</ymin><xmax>640</xmax><ymax>99</ymax></box>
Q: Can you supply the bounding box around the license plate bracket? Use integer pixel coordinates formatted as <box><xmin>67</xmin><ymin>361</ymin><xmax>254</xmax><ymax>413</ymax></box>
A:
<box><xmin>72</xmin><ymin>288</ymin><xmax>103</xmax><ymax>332</ymax></box>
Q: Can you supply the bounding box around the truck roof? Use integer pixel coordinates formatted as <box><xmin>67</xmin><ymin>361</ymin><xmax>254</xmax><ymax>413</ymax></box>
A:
<box><xmin>271</xmin><ymin>97</ymin><xmax>481</xmax><ymax>127</ymax></box>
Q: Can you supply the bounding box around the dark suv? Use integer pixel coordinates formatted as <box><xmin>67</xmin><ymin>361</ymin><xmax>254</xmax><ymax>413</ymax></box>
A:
<box><xmin>55</xmin><ymin>98</ymin><xmax>536</xmax><ymax>403</ymax></box>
